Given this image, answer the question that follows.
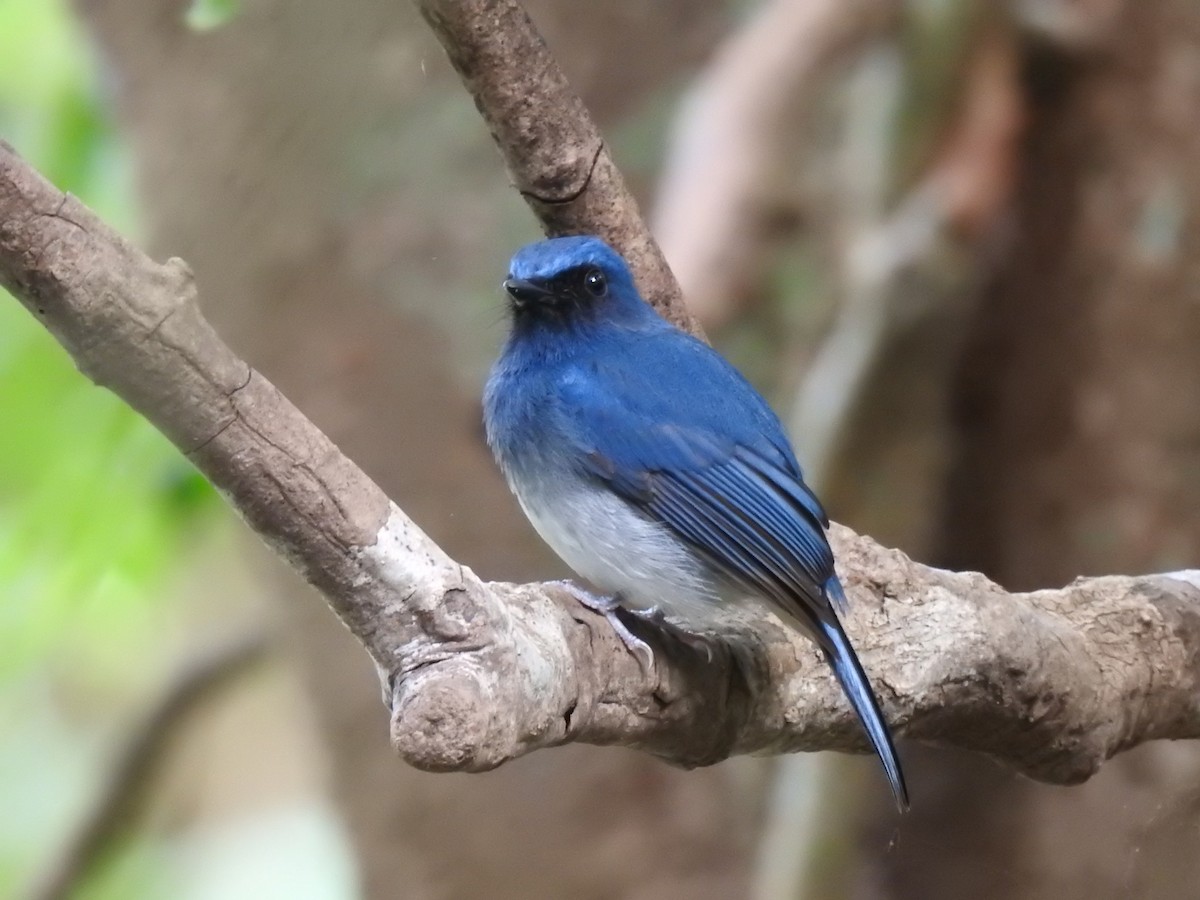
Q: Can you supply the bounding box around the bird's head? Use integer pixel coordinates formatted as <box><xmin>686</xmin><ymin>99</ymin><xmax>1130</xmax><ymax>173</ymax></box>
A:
<box><xmin>502</xmin><ymin>236</ymin><xmax>658</xmax><ymax>333</ymax></box>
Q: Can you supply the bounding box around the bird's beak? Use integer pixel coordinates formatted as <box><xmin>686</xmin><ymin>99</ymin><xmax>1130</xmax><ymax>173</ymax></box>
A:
<box><xmin>503</xmin><ymin>278</ymin><xmax>554</xmax><ymax>307</ymax></box>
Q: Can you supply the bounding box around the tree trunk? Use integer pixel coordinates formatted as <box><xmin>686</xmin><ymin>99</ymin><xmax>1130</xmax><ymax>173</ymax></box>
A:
<box><xmin>872</xmin><ymin>4</ymin><xmax>1200</xmax><ymax>898</ymax></box>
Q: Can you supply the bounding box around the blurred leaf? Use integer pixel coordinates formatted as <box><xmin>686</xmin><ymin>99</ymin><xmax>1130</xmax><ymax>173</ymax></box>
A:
<box><xmin>73</xmin><ymin>837</ymin><xmax>172</xmax><ymax>900</ymax></box>
<box><xmin>0</xmin><ymin>0</ymin><xmax>220</xmax><ymax>683</ymax></box>
<box><xmin>0</xmin><ymin>3</ymin><xmax>228</xmax><ymax>895</ymax></box>
<box><xmin>185</xmin><ymin>0</ymin><xmax>242</xmax><ymax>32</ymax></box>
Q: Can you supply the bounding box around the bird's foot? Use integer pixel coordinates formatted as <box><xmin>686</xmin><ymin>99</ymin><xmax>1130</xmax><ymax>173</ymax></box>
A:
<box><xmin>555</xmin><ymin>581</ymin><xmax>655</xmax><ymax>672</ymax></box>
<box><xmin>626</xmin><ymin>605</ymin><xmax>715</xmax><ymax>663</ymax></box>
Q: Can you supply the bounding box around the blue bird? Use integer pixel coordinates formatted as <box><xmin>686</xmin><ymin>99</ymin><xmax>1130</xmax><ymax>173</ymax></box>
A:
<box><xmin>483</xmin><ymin>235</ymin><xmax>908</xmax><ymax>811</ymax></box>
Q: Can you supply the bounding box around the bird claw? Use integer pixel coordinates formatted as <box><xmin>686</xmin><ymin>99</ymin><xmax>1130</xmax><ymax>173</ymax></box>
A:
<box><xmin>555</xmin><ymin>581</ymin><xmax>655</xmax><ymax>672</ymax></box>
<box><xmin>680</xmin><ymin>631</ymin><xmax>716</xmax><ymax>664</ymax></box>
<box><xmin>627</xmin><ymin>604</ymin><xmax>714</xmax><ymax>663</ymax></box>
<box><xmin>376</xmin><ymin>663</ymin><xmax>396</xmax><ymax>711</ymax></box>
<box><xmin>628</xmin><ymin>604</ymin><xmax>665</xmax><ymax>624</ymax></box>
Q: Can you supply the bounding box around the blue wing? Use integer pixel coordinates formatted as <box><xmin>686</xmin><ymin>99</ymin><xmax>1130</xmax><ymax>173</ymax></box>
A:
<box><xmin>557</xmin><ymin>330</ymin><xmax>909</xmax><ymax>811</ymax></box>
<box><xmin>557</xmin><ymin>328</ymin><xmax>836</xmax><ymax>620</ymax></box>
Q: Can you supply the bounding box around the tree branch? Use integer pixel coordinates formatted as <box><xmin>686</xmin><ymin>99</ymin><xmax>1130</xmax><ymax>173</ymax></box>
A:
<box><xmin>3</xmin><ymin>138</ymin><xmax>1199</xmax><ymax>789</ymax></box>
<box><xmin>414</xmin><ymin>0</ymin><xmax>698</xmax><ymax>334</ymax></box>
<box><xmin>31</xmin><ymin>633</ymin><xmax>268</xmax><ymax>900</ymax></box>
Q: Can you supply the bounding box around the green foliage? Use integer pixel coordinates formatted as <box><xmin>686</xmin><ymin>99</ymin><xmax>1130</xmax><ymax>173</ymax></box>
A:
<box><xmin>0</xmin><ymin>0</ymin><xmax>218</xmax><ymax>685</ymax></box>
<box><xmin>0</xmin><ymin>4</ymin><xmax>226</xmax><ymax>895</ymax></box>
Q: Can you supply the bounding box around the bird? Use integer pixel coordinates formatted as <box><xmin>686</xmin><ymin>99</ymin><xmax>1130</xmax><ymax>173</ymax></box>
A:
<box><xmin>483</xmin><ymin>235</ymin><xmax>908</xmax><ymax>811</ymax></box>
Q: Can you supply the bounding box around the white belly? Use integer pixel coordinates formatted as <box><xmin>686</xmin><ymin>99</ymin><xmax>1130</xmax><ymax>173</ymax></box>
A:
<box><xmin>515</xmin><ymin>477</ymin><xmax>722</xmax><ymax>625</ymax></box>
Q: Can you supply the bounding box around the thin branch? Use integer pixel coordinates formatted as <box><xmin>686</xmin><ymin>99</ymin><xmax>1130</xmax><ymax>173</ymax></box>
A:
<box><xmin>30</xmin><ymin>633</ymin><xmax>268</xmax><ymax>900</ymax></box>
<box><xmin>3</xmin><ymin>140</ymin><xmax>1200</xmax><ymax>790</ymax></box>
<box><xmin>414</xmin><ymin>0</ymin><xmax>698</xmax><ymax>335</ymax></box>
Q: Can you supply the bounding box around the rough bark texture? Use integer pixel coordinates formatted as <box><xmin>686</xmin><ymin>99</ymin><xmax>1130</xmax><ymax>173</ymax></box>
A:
<box><xmin>5</xmin><ymin>140</ymin><xmax>1200</xmax><ymax>794</ymax></box>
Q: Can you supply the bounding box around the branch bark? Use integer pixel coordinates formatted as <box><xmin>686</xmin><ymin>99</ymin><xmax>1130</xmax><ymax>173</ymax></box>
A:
<box><xmin>3</xmin><ymin>140</ymin><xmax>1200</xmax><ymax>788</ymax></box>
<box><xmin>415</xmin><ymin>0</ymin><xmax>698</xmax><ymax>334</ymax></box>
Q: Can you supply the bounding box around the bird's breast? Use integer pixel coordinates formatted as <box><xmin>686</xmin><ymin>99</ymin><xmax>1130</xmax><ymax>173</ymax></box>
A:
<box><xmin>509</xmin><ymin>463</ymin><xmax>721</xmax><ymax>623</ymax></box>
<box><xmin>485</xmin><ymin>348</ymin><xmax>723</xmax><ymax>625</ymax></box>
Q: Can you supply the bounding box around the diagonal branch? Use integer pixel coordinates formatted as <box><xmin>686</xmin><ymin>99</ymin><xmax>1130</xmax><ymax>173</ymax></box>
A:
<box><xmin>3</xmin><ymin>138</ymin><xmax>1200</xmax><ymax>788</ymax></box>
<box><xmin>414</xmin><ymin>0</ymin><xmax>699</xmax><ymax>334</ymax></box>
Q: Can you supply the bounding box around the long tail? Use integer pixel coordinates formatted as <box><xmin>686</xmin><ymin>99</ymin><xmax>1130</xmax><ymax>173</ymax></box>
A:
<box><xmin>816</xmin><ymin>580</ymin><xmax>909</xmax><ymax>812</ymax></box>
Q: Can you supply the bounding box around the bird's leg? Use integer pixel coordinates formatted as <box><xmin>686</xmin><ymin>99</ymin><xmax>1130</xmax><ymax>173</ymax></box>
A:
<box><xmin>627</xmin><ymin>605</ymin><xmax>716</xmax><ymax>663</ymax></box>
<box><xmin>554</xmin><ymin>581</ymin><xmax>655</xmax><ymax>671</ymax></box>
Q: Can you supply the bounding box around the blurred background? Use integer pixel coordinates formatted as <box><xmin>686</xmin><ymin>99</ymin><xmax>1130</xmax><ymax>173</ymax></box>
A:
<box><xmin>2</xmin><ymin>0</ymin><xmax>1199</xmax><ymax>897</ymax></box>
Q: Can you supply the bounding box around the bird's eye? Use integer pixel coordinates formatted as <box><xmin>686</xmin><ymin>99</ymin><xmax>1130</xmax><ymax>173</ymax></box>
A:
<box><xmin>583</xmin><ymin>268</ymin><xmax>607</xmax><ymax>298</ymax></box>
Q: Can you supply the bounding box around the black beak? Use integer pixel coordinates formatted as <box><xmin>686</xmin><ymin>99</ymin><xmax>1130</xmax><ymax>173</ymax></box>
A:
<box><xmin>503</xmin><ymin>278</ymin><xmax>554</xmax><ymax>306</ymax></box>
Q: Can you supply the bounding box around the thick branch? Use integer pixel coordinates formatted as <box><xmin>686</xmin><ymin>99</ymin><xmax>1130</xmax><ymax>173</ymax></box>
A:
<box><xmin>3</xmin><ymin>142</ymin><xmax>1200</xmax><ymax>788</ymax></box>
<box><xmin>414</xmin><ymin>0</ymin><xmax>699</xmax><ymax>334</ymax></box>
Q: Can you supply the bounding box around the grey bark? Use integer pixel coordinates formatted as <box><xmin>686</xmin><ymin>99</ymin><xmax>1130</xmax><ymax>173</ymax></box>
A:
<box><xmin>3</xmin><ymin>142</ymin><xmax>1200</xmax><ymax>789</ymax></box>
